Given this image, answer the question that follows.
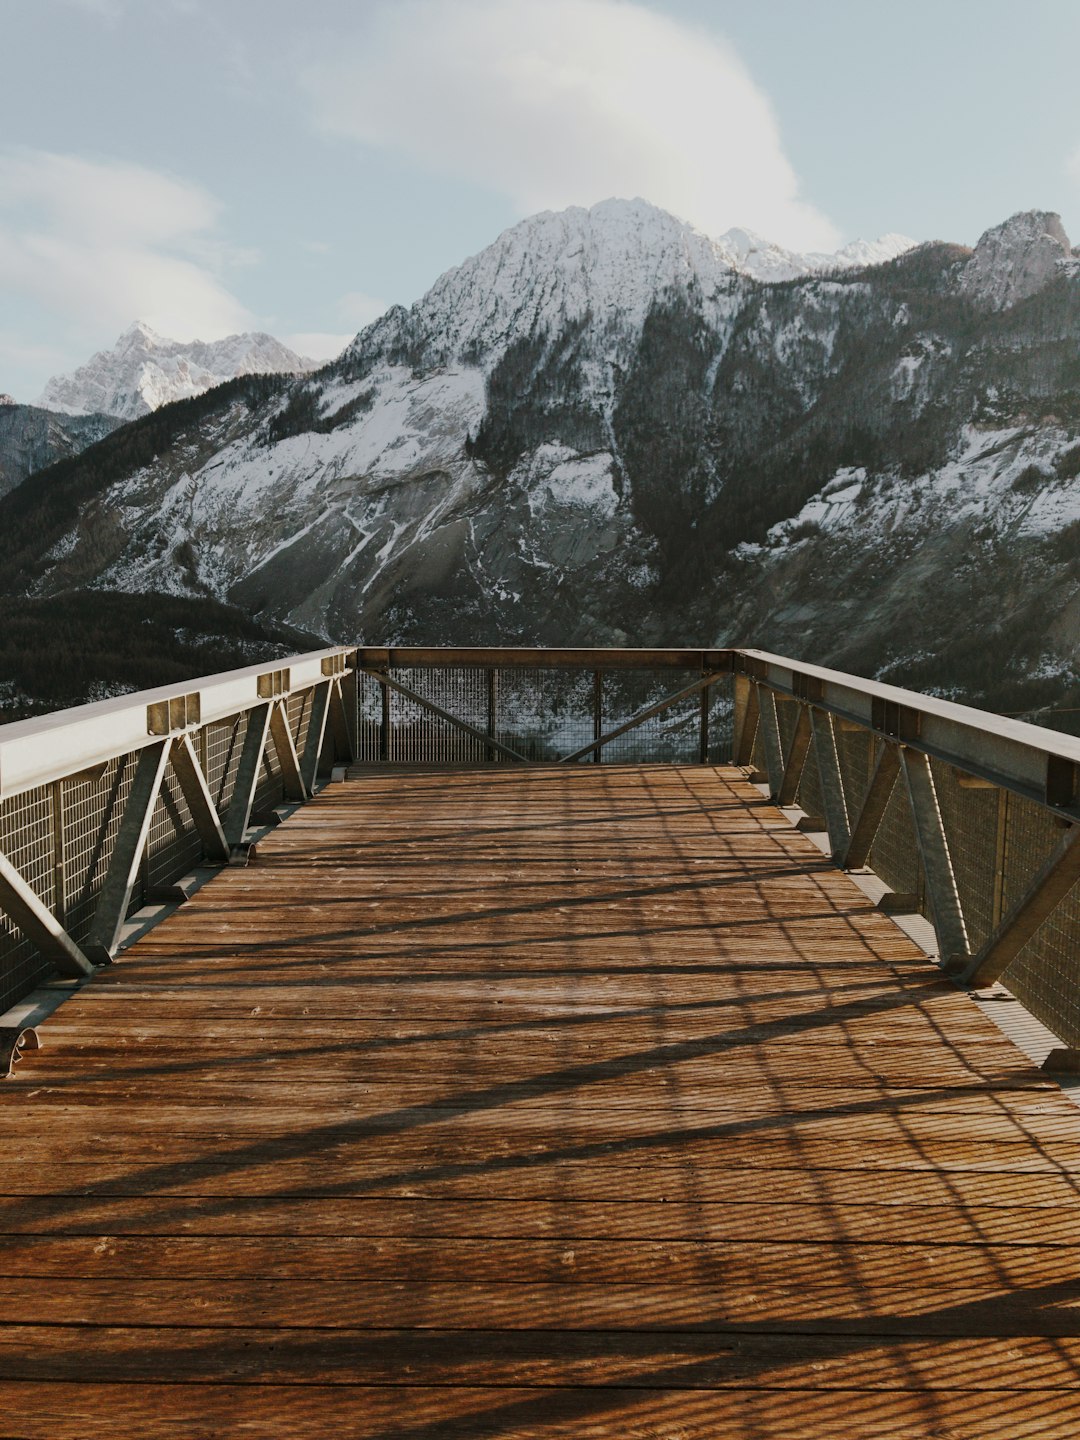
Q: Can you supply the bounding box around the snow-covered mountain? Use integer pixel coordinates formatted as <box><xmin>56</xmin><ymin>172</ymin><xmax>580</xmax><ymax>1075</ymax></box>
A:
<box><xmin>4</xmin><ymin>199</ymin><xmax>1080</xmax><ymax>718</ymax></box>
<box><xmin>36</xmin><ymin>322</ymin><xmax>321</xmax><ymax>422</ymax></box>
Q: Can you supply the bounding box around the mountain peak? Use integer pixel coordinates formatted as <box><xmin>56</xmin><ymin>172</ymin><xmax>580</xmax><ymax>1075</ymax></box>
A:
<box><xmin>959</xmin><ymin>210</ymin><xmax>1074</xmax><ymax>310</ymax></box>
<box><xmin>38</xmin><ymin>326</ymin><xmax>318</xmax><ymax>421</ymax></box>
<box><xmin>345</xmin><ymin>199</ymin><xmax>917</xmax><ymax>374</ymax></box>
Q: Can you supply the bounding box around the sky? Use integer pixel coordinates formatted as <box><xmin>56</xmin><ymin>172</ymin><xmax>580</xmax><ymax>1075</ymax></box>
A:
<box><xmin>2</xmin><ymin>0</ymin><xmax>1080</xmax><ymax>400</ymax></box>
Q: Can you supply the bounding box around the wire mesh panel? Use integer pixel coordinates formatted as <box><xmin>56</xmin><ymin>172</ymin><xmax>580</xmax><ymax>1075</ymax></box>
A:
<box><xmin>929</xmin><ymin>760</ymin><xmax>1002</xmax><ymax>953</ymax></box>
<box><xmin>869</xmin><ymin>770</ymin><xmax>923</xmax><ymax>903</ymax></box>
<box><xmin>145</xmin><ymin>761</ymin><xmax>203</xmax><ymax>892</ymax></box>
<box><xmin>62</xmin><ymin>756</ymin><xmax>137</xmax><ymax>946</ymax></box>
<box><xmin>0</xmin><ymin>784</ymin><xmax>56</xmax><ymax>1012</ymax></box>
<box><xmin>391</xmin><ymin>668</ymin><xmax>491</xmax><ymax>763</ymax></box>
<box><xmin>496</xmin><ymin>668</ymin><xmax>590</xmax><ymax>760</ymax></box>
<box><xmin>836</xmin><ymin>726</ymin><xmax>877</xmax><ymax>825</ymax></box>
<box><xmin>998</xmin><ymin>794</ymin><xmax>1080</xmax><ymax>1043</ymax></box>
<box><xmin>203</xmin><ymin>715</ymin><xmax>247</xmax><ymax>814</ymax></box>
<box><xmin>351</xmin><ymin>666</ymin><xmax>729</xmax><ymax>765</ymax></box>
<box><xmin>253</xmin><ymin>727</ymin><xmax>287</xmax><ymax>814</ymax></box>
<box><xmin>1009</xmin><ymin>880</ymin><xmax>1080</xmax><ymax>1047</ymax></box>
<box><xmin>796</xmin><ymin>736</ymin><xmax>826</xmax><ymax>823</ymax></box>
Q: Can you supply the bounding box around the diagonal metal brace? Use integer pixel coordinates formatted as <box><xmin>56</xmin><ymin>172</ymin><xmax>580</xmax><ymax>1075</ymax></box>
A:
<box><xmin>170</xmin><ymin>734</ymin><xmax>229</xmax><ymax>865</ymax></box>
<box><xmin>360</xmin><ymin>668</ymin><xmax>531</xmax><ymax>763</ymax></box>
<box><xmin>84</xmin><ymin>738</ymin><xmax>171</xmax><ymax>964</ymax></box>
<box><xmin>0</xmin><ymin>851</ymin><xmax>94</xmax><ymax>977</ymax></box>
<box><xmin>777</xmin><ymin>704</ymin><xmax>812</xmax><ymax>806</ymax></box>
<box><xmin>560</xmin><ymin>674</ymin><xmax>726</xmax><ymax>764</ymax></box>
<box><xmin>901</xmin><ymin>748</ymin><xmax>970</xmax><ymax>970</ymax></box>
<box><xmin>964</xmin><ymin>823</ymin><xmax>1080</xmax><ymax>989</ymax></box>
<box><xmin>841</xmin><ymin>742</ymin><xmax>900</xmax><ymax>870</ymax></box>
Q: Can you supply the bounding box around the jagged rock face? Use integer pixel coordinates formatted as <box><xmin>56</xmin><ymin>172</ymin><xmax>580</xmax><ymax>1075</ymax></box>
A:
<box><xmin>959</xmin><ymin>211</ymin><xmax>1075</xmax><ymax>311</ymax></box>
<box><xmin>0</xmin><ymin>403</ymin><xmax>119</xmax><ymax>497</ymax></box>
<box><xmin>3</xmin><ymin>200</ymin><xmax>1080</xmax><ymax>716</ymax></box>
<box><xmin>36</xmin><ymin>322</ymin><xmax>321</xmax><ymax>422</ymax></box>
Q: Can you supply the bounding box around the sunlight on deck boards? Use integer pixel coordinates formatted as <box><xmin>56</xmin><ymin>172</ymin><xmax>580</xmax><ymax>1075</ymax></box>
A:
<box><xmin>4</xmin><ymin>763</ymin><xmax>1080</xmax><ymax>1438</ymax></box>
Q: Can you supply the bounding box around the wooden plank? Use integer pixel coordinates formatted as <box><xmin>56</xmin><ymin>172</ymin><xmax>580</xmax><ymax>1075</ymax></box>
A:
<box><xmin>3</xmin><ymin>762</ymin><xmax>1080</xmax><ymax>1435</ymax></box>
<box><xmin>4</xmin><ymin>1382</ymin><xmax>1080</xmax><ymax>1440</ymax></box>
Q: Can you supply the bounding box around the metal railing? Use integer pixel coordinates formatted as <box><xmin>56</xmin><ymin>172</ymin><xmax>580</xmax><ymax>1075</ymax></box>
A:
<box><xmin>4</xmin><ymin>645</ymin><xmax>1080</xmax><ymax>1062</ymax></box>
<box><xmin>0</xmin><ymin>647</ymin><xmax>356</xmax><ymax>1013</ymax></box>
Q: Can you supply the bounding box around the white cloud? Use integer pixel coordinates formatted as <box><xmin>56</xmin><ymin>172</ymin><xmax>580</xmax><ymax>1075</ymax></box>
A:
<box><xmin>303</xmin><ymin>0</ymin><xmax>839</xmax><ymax>251</ymax></box>
<box><xmin>286</xmin><ymin>332</ymin><xmax>353</xmax><ymax>361</ymax></box>
<box><xmin>338</xmin><ymin>291</ymin><xmax>389</xmax><ymax>326</ymax></box>
<box><xmin>0</xmin><ymin>150</ymin><xmax>253</xmax><ymax>343</ymax></box>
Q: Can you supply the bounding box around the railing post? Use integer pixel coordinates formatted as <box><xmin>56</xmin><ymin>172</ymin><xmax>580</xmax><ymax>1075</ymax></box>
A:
<box><xmin>50</xmin><ymin>778</ymin><xmax>66</xmax><ymax>929</ymax></box>
<box><xmin>757</xmin><ymin>686</ymin><xmax>785</xmax><ymax>797</ymax></box>
<box><xmin>379</xmin><ymin>672</ymin><xmax>391</xmax><ymax>762</ymax></box>
<box><xmin>592</xmin><ymin>671</ymin><xmax>603</xmax><ymax>765</ymax></box>
<box><xmin>810</xmin><ymin>709</ymin><xmax>850</xmax><ymax>859</ymax></box>
<box><xmin>699</xmin><ymin>683</ymin><xmax>710</xmax><ymax>765</ymax></box>
<box><xmin>732</xmin><ymin>674</ymin><xmax>759</xmax><ymax>767</ymax></box>
<box><xmin>487</xmin><ymin>669</ymin><xmax>498</xmax><ymax>763</ymax></box>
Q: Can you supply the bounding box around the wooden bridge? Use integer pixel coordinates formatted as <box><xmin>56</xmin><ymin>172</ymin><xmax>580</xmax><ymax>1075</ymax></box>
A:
<box><xmin>5</xmin><ymin>651</ymin><xmax>1080</xmax><ymax>1436</ymax></box>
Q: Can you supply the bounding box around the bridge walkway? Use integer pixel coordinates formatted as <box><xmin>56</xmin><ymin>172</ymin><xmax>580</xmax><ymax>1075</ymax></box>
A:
<box><xmin>4</xmin><ymin>764</ymin><xmax>1080</xmax><ymax>1437</ymax></box>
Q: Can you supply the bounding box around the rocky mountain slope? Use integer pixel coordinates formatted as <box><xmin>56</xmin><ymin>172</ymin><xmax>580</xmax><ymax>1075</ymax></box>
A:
<box><xmin>0</xmin><ymin>398</ymin><xmax>118</xmax><ymax>498</ymax></box>
<box><xmin>36</xmin><ymin>322</ymin><xmax>320</xmax><ymax>421</ymax></box>
<box><xmin>3</xmin><ymin>200</ymin><xmax>1079</xmax><ymax>719</ymax></box>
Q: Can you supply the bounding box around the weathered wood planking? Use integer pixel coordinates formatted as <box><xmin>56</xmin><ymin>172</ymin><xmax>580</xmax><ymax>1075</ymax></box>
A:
<box><xmin>5</xmin><ymin>762</ymin><xmax>1080</xmax><ymax>1439</ymax></box>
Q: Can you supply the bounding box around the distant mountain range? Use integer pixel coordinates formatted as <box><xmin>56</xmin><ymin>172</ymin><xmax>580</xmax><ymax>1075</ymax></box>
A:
<box><xmin>2</xmin><ymin>199</ymin><xmax>1079</xmax><ymax>721</ymax></box>
<box><xmin>0</xmin><ymin>324</ymin><xmax>323</xmax><ymax>495</ymax></box>
<box><xmin>36</xmin><ymin>321</ymin><xmax>320</xmax><ymax>421</ymax></box>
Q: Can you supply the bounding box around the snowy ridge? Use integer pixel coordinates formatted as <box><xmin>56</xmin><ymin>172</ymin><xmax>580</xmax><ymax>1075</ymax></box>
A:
<box><xmin>345</xmin><ymin>199</ymin><xmax>916</xmax><ymax>373</ymax></box>
<box><xmin>37</xmin><ymin>322</ymin><xmax>320</xmax><ymax>421</ymax></box>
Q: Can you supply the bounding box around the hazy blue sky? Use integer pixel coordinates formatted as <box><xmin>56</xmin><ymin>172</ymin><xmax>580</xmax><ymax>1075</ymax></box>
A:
<box><xmin>2</xmin><ymin>0</ymin><xmax>1079</xmax><ymax>399</ymax></box>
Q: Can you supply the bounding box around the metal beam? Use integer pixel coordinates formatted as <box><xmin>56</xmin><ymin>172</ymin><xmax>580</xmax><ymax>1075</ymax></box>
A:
<box><xmin>964</xmin><ymin>824</ymin><xmax>1080</xmax><ymax>988</ymax></box>
<box><xmin>841</xmin><ymin>742</ymin><xmax>900</xmax><ymax>870</ymax></box>
<box><xmin>756</xmin><ymin>685</ymin><xmax>785</xmax><ymax>797</ymax></box>
<box><xmin>810</xmin><ymin>708</ymin><xmax>850</xmax><ymax>859</ymax></box>
<box><xmin>223</xmin><ymin>703</ymin><xmax>272</xmax><ymax>850</ymax></box>
<box><xmin>360</xmin><ymin>668</ymin><xmax>530</xmax><ymax>764</ymax></box>
<box><xmin>169</xmin><ymin>734</ymin><xmax>229</xmax><ymax>865</ymax></box>
<box><xmin>85</xmin><ymin>738</ymin><xmax>171</xmax><ymax>963</ymax></box>
<box><xmin>357</xmin><ymin>647</ymin><xmax>733</xmax><ymax>671</ymax></box>
<box><xmin>735</xmin><ymin>648</ymin><xmax>1080</xmax><ymax>824</ymax></box>
<box><xmin>900</xmin><ymin>748</ymin><xmax>969</xmax><ymax>969</ymax></box>
<box><xmin>270</xmin><ymin>699</ymin><xmax>307</xmax><ymax>802</ymax></box>
<box><xmin>559</xmin><ymin>674</ymin><xmax>725</xmax><ymax>765</ymax></box>
<box><xmin>0</xmin><ymin>850</ymin><xmax>93</xmax><ymax>977</ymax></box>
<box><xmin>777</xmin><ymin>704</ymin><xmax>812</xmax><ymax>806</ymax></box>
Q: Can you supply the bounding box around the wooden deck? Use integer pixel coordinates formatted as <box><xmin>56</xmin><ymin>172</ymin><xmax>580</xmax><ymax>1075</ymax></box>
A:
<box><xmin>5</xmin><ymin>763</ymin><xmax>1080</xmax><ymax>1437</ymax></box>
